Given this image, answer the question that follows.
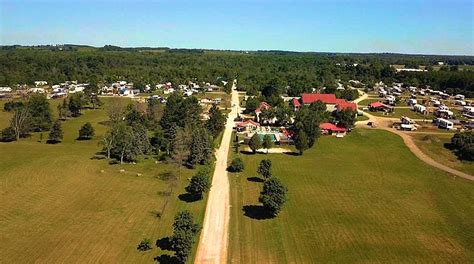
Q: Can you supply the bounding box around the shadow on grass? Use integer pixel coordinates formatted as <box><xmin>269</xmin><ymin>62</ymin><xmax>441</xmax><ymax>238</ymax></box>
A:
<box><xmin>153</xmin><ymin>254</ymin><xmax>178</xmax><ymax>264</ymax></box>
<box><xmin>156</xmin><ymin>237</ymin><xmax>172</xmax><ymax>250</ymax></box>
<box><xmin>283</xmin><ymin>151</ymin><xmax>300</xmax><ymax>156</ymax></box>
<box><xmin>242</xmin><ymin>205</ymin><xmax>274</xmax><ymax>220</ymax></box>
<box><xmin>239</xmin><ymin>150</ymin><xmax>257</xmax><ymax>155</ymax></box>
<box><xmin>76</xmin><ymin>137</ymin><xmax>92</xmax><ymax>141</ymax></box>
<box><xmin>178</xmin><ymin>193</ymin><xmax>201</xmax><ymax>203</ymax></box>
<box><xmin>98</xmin><ymin>120</ymin><xmax>113</xmax><ymax>126</ymax></box>
<box><xmin>247</xmin><ymin>176</ymin><xmax>264</xmax><ymax>183</ymax></box>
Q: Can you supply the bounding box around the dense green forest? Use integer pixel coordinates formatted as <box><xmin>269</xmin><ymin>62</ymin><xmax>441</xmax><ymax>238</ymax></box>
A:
<box><xmin>1</xmin><ymin>46</ymin><xmax>473</xmax><ymax>97</ymax></box>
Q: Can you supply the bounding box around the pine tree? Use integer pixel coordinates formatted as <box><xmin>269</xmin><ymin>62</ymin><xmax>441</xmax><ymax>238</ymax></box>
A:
<box><xmin>206</xmin><ymin>104</ymin><xmax>226</xmax><ymax>138</ymax></box>
<box><xmin>78</xmin><ymin>122</ymin><xmax>95</xmax><ymax>140</ymax></box>
<box><xmin>188</xmin><ymin>128</ymin><xmax>212</xmax><ymax>167</ymax></box>
<box><xmin>47</xmin><ymin>120</ymin><xmax>63</xmax><ymax>144</ymax></box>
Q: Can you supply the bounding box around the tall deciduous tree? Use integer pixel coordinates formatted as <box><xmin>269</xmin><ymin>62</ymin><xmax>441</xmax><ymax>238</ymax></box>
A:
<box><xmin>10</xmin><ymin>105</ymin><xmax>30</xmax><ymax>140</ymax></box>
<box><xmin>295</xmin><ymin>130</ymin><xmax>309</xmax><ymax>155</ymax></box>
<box><xmin>262</xmin><ymin>134</ymin><xmax>273</xmax><ymax>154</ymax></box>
<box><xmin>257</xmin><ymin>159</ymin><xmax>272</xmax><ymax>179</ymax></box>
<box><xmin>27</xmin><ymin>94</ymin><xmax>53</xmax><ymax>132</ymax></box>
<box><xmin>249</xmin><ymin>133</ymin><xmax>262</xmax><ymax>154</ymax></box>
<box><xmin>185</xmin><ymin>168</ymin><xmax>211</xmax><ymax>199</ymax></box>
<box><xmin>259</xmin><ymin>177</ymin><xmax>288</xmax><ymax>217</ymax></box>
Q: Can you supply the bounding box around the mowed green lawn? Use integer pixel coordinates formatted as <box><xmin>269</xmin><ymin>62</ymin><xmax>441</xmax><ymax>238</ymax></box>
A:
<box><xmin>0</xmin><ymin>98</ymin><xmax>207</xmax><ymax>263</ymax></box>
<box><xmin>229</xmin><ymin>129</ymin><xmax>473</xmax><ymax>263</ymax></box>
<box><xmin>368</xmin><ymin>107</ymin><xmax>434</xmax><ymax>120</ymax></box>
<box><xmin>412</xmin><ymin>134</ymin><xmax>474</xmax><ymax>175</ymax></box>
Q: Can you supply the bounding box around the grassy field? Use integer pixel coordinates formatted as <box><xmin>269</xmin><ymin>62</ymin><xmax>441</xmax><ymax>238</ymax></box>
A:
<box><xmin>412</xmin><ymin>134</ymin><xmax>474</xmax><ymax>175</ymax></box>
<box><xmin>368</xmin><ymin>107</ymin><xmax>434</xmax><ymax>120</ymax></box>
<box><xmin>0</xmin><ymin>98</ymin><xmax>207</xmax><ymax>263</ymax></box>
<box><xmin>229</xmin><ymin>129</ymin><xmax>473</xmax><ymax>263</ymax></box>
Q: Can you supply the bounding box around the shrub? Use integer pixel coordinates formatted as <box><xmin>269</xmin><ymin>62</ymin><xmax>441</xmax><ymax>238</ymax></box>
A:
<box><xmin>451</xmin><ymin>131</ymin><xmax>474</xmax><ymax>161</ymax></box>
<box><xmin>78</xmin><ymin>122</ymin><xmax>95</xmax><ymax>140</ymax></box>
<box><xmin>1</xmin><ymin>127</ymin><xmax>16</xmax><ymax>142</ymax></box>
<box><xmin>228</xmin><ymin>157</ymin><xmax>244</xmax><ymax>172</ymax></box>
<box><xmin>137</xmin><ymin>238</ymin><xmax>152</xmax><ymax>251</ymax></box>
<box><xmin>185</xmin><ymin>169</ymin><xmax>211</xmax><ymax>199</ymax></box>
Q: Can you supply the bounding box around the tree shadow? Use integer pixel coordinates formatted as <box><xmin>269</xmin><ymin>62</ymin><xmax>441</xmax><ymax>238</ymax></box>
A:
<box><xmin>242</xmin><ymin>205</ymin><xmax>274</xmax><ymax>220</ymax></box>
<box><xmin>283</xmin><ymin>151</ymin><xmax>300</xmax><ymax>156</ymax></box>
<box><xmin>247</xmin><ymin>176</ymin><xmax>264</xmax><ymax>183</ymax></box>
<box><xmin>157</xmin><ymin>171</ymin><xmax>177</xmax><ymax>181</ymax></box>
<box><xmin>153</xmin><ymin>254</ymin><xmax>178</xmax><ymax>264</ymax></box>
<box><xmin>156</xmin><ymin>237</ymin><xmax>173</xmax><ymax>251</ymax></box>
<box><xmin>178</xmin><ymin>193</ymin><xmax>201</xmax><ymax>203</ymax></box>
<box><xmin>46</xmin><ymin>140</ymin><xmax>61</xmax><ymax>144</ymax></box>
<box><xmin>443</xmin><ymin>142</ymin><xmax>454</xmax><ymax>150</ymax></box>
<box><xmin>98</xmin><ymin>120</ymin><xmax>113</xmax><ymax>126</ymax></box>
<box><xmin>239</xmin><ymin>150</ymin><xmax>256</xmax><ymax>155</ymax></box>
<box><xmin>90</xmin><ymin>155</ymin><xmax>105</xmax><ymax>160</ymax></box>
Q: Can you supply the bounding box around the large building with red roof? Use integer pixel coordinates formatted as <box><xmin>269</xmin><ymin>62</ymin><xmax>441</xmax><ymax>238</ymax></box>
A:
<box><xmin>299</xmin><ymin>93</ymin><xmax>358</xmax><ymax>113</ymax></box>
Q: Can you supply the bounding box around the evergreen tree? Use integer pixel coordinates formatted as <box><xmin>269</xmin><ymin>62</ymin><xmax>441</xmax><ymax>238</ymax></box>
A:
<box><xmin>78</xmin><ymin>122</ymin><xmax>95</xmax><ymax>140</ymax></box>
<box><xmin>228</xmin><ymin>157</ymin><xmax>244</xmax><ymax>172</ymax></box>
<box><xmin>170</xmin><ymin>210</ymin><xmax>201</xmax><ymax>263</ymax></box>
<box><xmin>188</xmin><ymin>128</ymin><xmax>212</xmax><ymax>167</ymax></box>
<box><xmin>206</xmin><ymin>104</ymin><xmax>226</xmax><ymax>138</ymax></box>
<box><xmin>47</xmin><ymin>120</ymin><xmax>63</xmax><ymax>143</ymax></box>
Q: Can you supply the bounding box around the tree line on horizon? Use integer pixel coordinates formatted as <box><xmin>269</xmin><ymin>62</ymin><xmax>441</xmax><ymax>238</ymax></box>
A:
<box><xmin>0</xmin><ymin>48</ymin><xmax>473</xmax><ymax>97</ymax></box>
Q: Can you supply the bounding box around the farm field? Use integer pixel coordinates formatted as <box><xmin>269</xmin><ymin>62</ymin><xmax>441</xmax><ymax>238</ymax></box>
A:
<box><xmin>229</xmin><ymin>129</ymin><xmax>473</xmax><ymax>263</ymax></box>
<box><xmin>412</xmin><ymin>134</ymin><xmax>474</xmax><ymax>175</ymax></box>
<box><xmin>0</xmin><ymin>99</ymin><xmax>207</xmax><ymax>263</ymax></box>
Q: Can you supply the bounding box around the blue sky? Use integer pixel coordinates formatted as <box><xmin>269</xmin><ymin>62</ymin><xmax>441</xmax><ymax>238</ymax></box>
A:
<box><xmin>1</xmin><ymin>0</ymin><xmax>473</xmax><ymax>55</ymax></box>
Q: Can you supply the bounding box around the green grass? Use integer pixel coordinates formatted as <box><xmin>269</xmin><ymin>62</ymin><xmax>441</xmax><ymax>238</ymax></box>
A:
<box><xmin>412</xmin><ymin>134</ymin><xmax>474</xmax><ymax>175</ymax></box>
<box><xmin>369</xmin><ymin>108</ymin><xmax>434</xmax><ymax>119</ymax></box>
<box><xmin>0</xmin><ymin>99</ymin><xmax>207</xmax><ymax>263</ymax></box>
<box><xmin>229</xmin><ymin>129</ymin><xmax>473</xmax><ymax>263</ymax></box>
<box><xmin>356</xmin><ymin>115</ymin><xmax>369</xmax><ymax>121</ymax></box>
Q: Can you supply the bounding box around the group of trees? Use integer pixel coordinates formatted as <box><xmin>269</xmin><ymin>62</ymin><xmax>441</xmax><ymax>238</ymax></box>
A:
<box><xmin>1</xmin><ymin>48</ymin><xmax>472</xmax><ymax>100</ymax></box>
<box><xmin>100</xmin><ymin>94</ymin><xmax>225</xmax><ymax>166</ymax></box>
<box><xmin>1</xmin><ymin>94</ymin><xmax>53</xmax><ymax>142</ymax></box>
<box><xmin>169</xmin><ymin>211</ymin><xmax>201</xmax><ymax>263</ymax></box>
<box><xmin>256</xmin><ymin>159</ymin><xmax>288</xmax><ymax>217</ymax></box>
<box><xmin>248</xmin><ymin>133</ymin><xmax>274</xmax><ymax>154</ymax></box>
<box><xmin>1</xmin><ymin>91</ymin><xmax>101</xmax><ymax>143</ymax></box>
<box><xmin>293</xmin><ymin>102</ymin><xmax>328</xmax><ymax>152</ymax></box>
<box><xmin>450</xmin><ymin>131</ymin><xmax>473</xmax><ymax>161</ymax></box>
